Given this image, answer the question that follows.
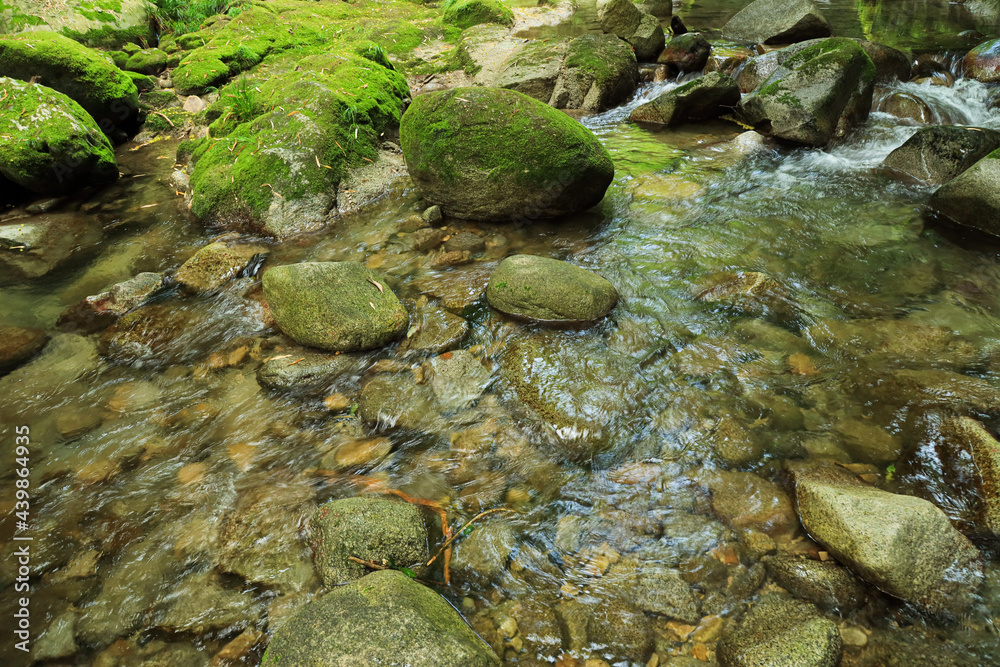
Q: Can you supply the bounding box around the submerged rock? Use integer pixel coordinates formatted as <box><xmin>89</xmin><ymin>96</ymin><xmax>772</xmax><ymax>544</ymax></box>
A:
<box><xmin>738</xmin><ymin>38</ymin><xmax>875</xmax><ymax>146</ymax></box>
<box><xmin>429</xmin><ymin>349</ymin><xmax>491</xmax><ymax>410</ymax></box>
<box><xmin>401</xmin><ymin>87</ymin><xmax>614</xmax><ymax>221</ymax></box>
<box><xmin>309</xmin><ymin>497</ymin><xmax>428</xmax><ymax>586</ymax></box>
<box><xmin>98</xmin><ymin>304</ymin><xmax>190</xmax><ymax>366</ymax></box>
<box><xmin>939</xmin><ymin>417</ymin><xmax>1000</xmax><ymax>538</ymax></box>
<box><xmin>597</xmin><ymin>0</ymin><xmax>665</xmax><ymax>62</ymax></box>
<box><xmin>486</xmin><ymin>255</ymin><xmax>618</xmax><ymax>323</ymax></box>
<box><xmin>629</xmin><ymin>72</ymin><xmax>741</xmax><ymax>126</ymax></box>
<box><xmin>717</xmin><ymin>593</ymin><xmax>842</xmax><ymax>667</ymax></box>
<box><xmin>929</xmin><ymin>147</ymin><xmax>1000</xmax><ymax>237</ymax></box>
<box><xmin>0</xmin><ymin>31</ymin><xmax>140</xmax><ymax>139</ymax></box>
<box><xmin>793</xmin><ymin>464</ymin><xmax>983</xmax><ymax>616</ymax></box>
<box><xmin>406</xmin><ymin>305</ymin><xmax>469</xmax><ymax>354</ymax></box>
<box><xmin>0</xmin><ymin>78</ymin><xmax>118</xmax><ymax>196</ymax></box>
<box><xmin>261</xmin><ymin>570</ymin><xmax>501</xmax><ymax>666</ymax></box>
<box><xmin>763</xmin><ymin>555</ymin><xmax>866</xmax><ymax>613</ymax></box>
<box><xmin>0</xmin><ymin>212</ymin><xmax>103</xmax><ymax>280</ymax></box>
<box><xmin>174</xmin><ymin>241</ymin><xmax>268</xmax><ymax>293</ymax></box>
<box><xmin>0</xmin><ymin>325</ymin><xmax>49</xmax><ymax>374</ymax></box>
<box><xmin>262</xmin><ymin>262</ymin><xmax>409</xmax><ymax>352</ymax></box>
<box><xmin>882</xmin><ymin>126</ymin><xmax>1000</xmax><ymax>186</ymax></box>
<box><xmin>256</xmin><ymin>350</ymin><xmax>359</xmax><ymax>394</ymax></box>
<box><xmin>452</xmin><ymin>520</ymin><xmax>517</xmax><ymax>586</ymax></box>
<box><xmin>358</xmin><ymin>373</ymin><xmax>439</xmax><ymax>431</ymax></box>
<box><xmin>722</xmin><ymin>0</ymin><xmax>831</xmax><ymax>45</ymax></box>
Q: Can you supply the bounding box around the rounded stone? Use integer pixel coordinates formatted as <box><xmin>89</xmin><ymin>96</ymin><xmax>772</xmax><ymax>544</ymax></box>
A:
<box><xmin>964</xmin><ymin>38</ymin><xmax>1000</xmax><ymax>83</ymax></box>
<box><xmin>486</xmin><ymin>255</ymin><xmax>618</xmax><ymax>324</ymax></box>
<box><xmin>262</xmin><ymin>262</ymin><xmax>409</xmax><ymax>352</ymax></box>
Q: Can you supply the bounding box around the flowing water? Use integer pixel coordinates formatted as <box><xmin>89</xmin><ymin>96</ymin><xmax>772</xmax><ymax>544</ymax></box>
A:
<box><xmin>6</xmin><ymin>5</ymin><xmax>1000</xmax><ymax>667</ymax></box>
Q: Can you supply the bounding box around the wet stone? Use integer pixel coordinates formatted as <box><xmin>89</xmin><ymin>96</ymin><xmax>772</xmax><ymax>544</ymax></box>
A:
<box><xmin>0</xmin><ymin>325</ymin><xmax>48</xmax><ymax>373</ymax></box>
<box><xmin>882</xmin><ymin>126</ymin><xmax>1000</xmax><ymax>186</ymax></box>
<box><xmin>407</xmin><ymin>305</ymin><xmax>469</xmax><ymax>354</ymax></box>
<box><xmin>320</xmin><ymin>437</ymin><xmax>393</xmax><ymax>471</ymax></box>
<box><xmin>358</xmin><ymin>373</ymin><xmax>439</xmax><ymax>431</ymax></box>
<box><xmin>445</xmin><ymin>231</ymin><xmax>487</xmax><ymax>254</ymax></box>
<box><xmin>763</xmin><ymin>555</ymin><xmax>866</xmax><ymax>613</ymax></box>
<box><xmin>410</xmin><ymin>227</ymin><xmax>446</xmax><ymax>251</ymax></box>
<box><xmin>452</xmin><ymin>520</ymin><xmax>517</xmax><ymax>587</ymax></box>
<box><xmin>98</xmin><ymin>304</ymin><xmax>190</xmax><ymax>367</ymax></box>
<box><xmin>429</xmin><ymin>349</ymin><xmax>491</xmax><ymax>410</ymax></box>
<box><xmin>586</xmin><ymin>598</ymin><xmax>654</xmax><ymax>662</ymax></box>
<box><xmin>701</xmin><ymin>470</ymin><xmax>798</xmax><ymax>540</ymax></box>
<box><xmin>939</xmin><ymin>416</ymin><xmax>1000</xmax><ymax>538</ymax></box>
<box><xmin>256</xmin><ymin>350</ymin><xmax>359</xmax><ymax>394</ymax></box>
<box><xmin>487</xmin><ymin>255</ymin><xmax>618</xmax><ymax>324</ymax></box>
<box><xmin>155</xmin><ymin>571</ymin><xmax>259</xmax><ymax>635</ymax></box>
<box><xmin>174</xmin><ymin>241</ymin><xmax>268</xmax><ymax>293</ymax></box>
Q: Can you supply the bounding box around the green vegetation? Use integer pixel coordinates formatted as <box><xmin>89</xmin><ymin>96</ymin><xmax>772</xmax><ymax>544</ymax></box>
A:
<box><xmin>149</xmin><ymin>0</ymin><xmax>246</xmax><ymax>36</ymax></box>
<box><xmin>442</xmin><ymin>0</ymin><xmax>514</xmax><ymax>30</ymax></box>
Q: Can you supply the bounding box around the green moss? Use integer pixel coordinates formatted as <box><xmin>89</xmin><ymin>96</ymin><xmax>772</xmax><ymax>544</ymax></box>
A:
<box><xmin>143</xmin><ymin>105</ymin><xmax>188</xmax><ymax>132</ymax></box>
<box><xmin>140</xmin><ymin>88</ymin><xmax>178</xmax><ymax>109</ymax></box>
<box><xmin>442</xmin><ymin>0</ymin><xmax>514</xmax><ymax>30</ymax></box>
<box><xmin>177</xmin><ymin>137</ymin><xmax>203</xmax><ymax>164</ymax></box>
<box><xmin>125</xmin><ymin>70</ymin><xmax>158</xmax><ymax>91</ymax></box>
<box><xmin>172</xmin><ymin>56</ymin><xmax>229</xmax><ymax>94</ymax></box>
<box><xmin>0</xmin><ymin>77</ymin><xmax>118</xmax><ymax>195</ymax></box>
<box><xmin>108</xmin><ymin>50</ymin><xmax>129</xmax><ymax>68</ymax></box>
<box><xmin>0</xmin><ymin>31</ymin><xmax>140</xmax><ymax>137</ymax></box>
<box><xmin>125</xmin><ymin>48</ymin><xmax>168</xmax><ymax>74</ymax></box>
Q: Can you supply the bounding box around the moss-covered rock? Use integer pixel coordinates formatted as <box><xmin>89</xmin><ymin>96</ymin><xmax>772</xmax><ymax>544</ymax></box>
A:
<box><xmin>401</xmin><ymin>87</ymin><xmax>614</xmax><ymax>221</ymax></box>
<box><xmin>107</xmin><ymin>50</ymin><xmax>129</xmax><ymax>69</ymax></box>
<box><xmin>309</xmin><ymin>497</ymin><xmax>428</xmax><ymax>586</ymax></box>
<box><xmin>0</xmin><ymin>78</ymin><xmax>118</xmax><ymax>196</ymax></box>
<box><xmin>486</xmin><ymin>254</ymin><xmax>618</xmax><ymax>323</ymax></box>
<box><xmin>442</xmin><ymin>0</ymin><xmax>514</xmax><ymax>30</ymax></box>
<box><xmin>722</xmin><ymin>0</ymin><xmax>831</xmax><ymax>45</ymax></box>
<box><xmin>737</xmin><ymin>37</ymin><xmax>875</xmax><ymax>146</ymax></box>
<box><xmin>597</xmin><ymin>0</ymin><xmax>664</xmax><ymax>62</ymax></box>
<box><xmin>188</xmin><ymin>46</ymin><xmax>408</xmax><ymax>236</ymax></box>
<box><xmin>0</xmin><ymin>31</ymin><xmax>140</xmax><ymax>140</ymax></box>
<box><xmin>140</xmin><ymin>89</ymin><xmax>180</xmax><ymax>110</ymax></box>
<box><xmin>124</xmin><ymin>48</ymin><xmax>168</xmax><ymax>75</ymax></box>
<box><xmin>261</xmin><ymin>569</ymin><xmax>501</xmax><ymax>666</ymax></box>
<box><xmin>629</xmin><ymin>71</ymin><xmax>741</xmax><ymax>125</ymax></box>
<box><xmin>717</xmin><ymin>594</ymin><xmax>842</xmax><ymax>667</ymax></box>
<box><xmin>262</xmin><ymin>261</ymin><xmax>409</xmax><ymax>352</ymax></box>
<box><xmin>172</xmin><ymin>56</ymin><xmax>229</xmax><ymax>95</ymax></box>
<box><xmin>125</xmin><ymin>70</ymin><xmax>158</xmax><ymax>92</ymax></box>
<box><xmin>173</xmin><ymin>241</ymin><xmax>268</xmax><ymax>293</ymax></box>
<box><xmin>0</xmin><ymin>0</ymin><xmax>155</xmax><ymax>49</ymax></box>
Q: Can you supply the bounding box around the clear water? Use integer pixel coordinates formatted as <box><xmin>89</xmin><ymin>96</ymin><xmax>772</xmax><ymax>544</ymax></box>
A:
<box><xmin>6</xmin><ymin>6</ymin><xmax>1000</xmax><ymax>667</ymax></box>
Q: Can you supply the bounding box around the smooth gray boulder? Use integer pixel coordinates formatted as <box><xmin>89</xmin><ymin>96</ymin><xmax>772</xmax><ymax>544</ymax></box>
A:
<box><xmin>882</xmin><ymin>126</ymin><xmax>1000</xmax><ymax>186</ymax></box>
<box><xmin>261</xmin><ymin>570</ymin><xmax>501</xmax><ymax>666</ymax></box>
<box><xmin>310</xmin><ymin>497</ymin><xmax>428</xmax><ymax>586</ymax></box>
<box><xmin>597</xmin><ymin>0</ymin><xmax>665</xmax><ymax>62</ymax></box>
<box><xmin>629</xmin><ymin>72</ymin><xmax>741</xmax><ymax>125</ymax></box>
<box><xmin>794</xmin><ymin>465</ymin><xmax>983</xmax><ymax>616</ymax></box>
<box><xmin>486</xmin><ymin>255</ymin><xmax>618</xmax><ymax>323</ymax></box>
<box><xmin>930</xmin><ymin>148</ymin><xmax>1000</xmax><ymax>237</ymax></box>
<box><xmin>722</xmin><ymin>0</ymin><xmax>831</xmax><ymax>45</ymax></box>
<box><xmin>717</xmin><ymin>593</ymin><xmax>842</xmax><ymax>667</ymax></box>
<box><xmin>737</xmin><ymin>38</ymin><xmax>875</xmax><ymax>146</ymax></box>
<box><xmin>262</xmin><ymin>262</ymin><xmax>409</xmax><ymax>352</ymax></box>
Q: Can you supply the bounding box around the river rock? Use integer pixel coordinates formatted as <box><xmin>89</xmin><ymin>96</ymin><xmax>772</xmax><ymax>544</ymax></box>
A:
<box><xmin>0</xmin><ymin>0</ymin><xmax>154</xmax><ymax>44</ymax></box>
<box><xmin>609</xmin><ymin>565</ymin><xmax>702</xmax><ymax>623</ymax></box>
<box><xmin>658</xmin><ymin>33</ymin><xmax>711</xmax><ymax>73</ymax></box>
<box><xmin>58</xmin><ymin>272</ymin><xmax>165</xmax><ymax>332</ymax></box>
<box><xmin>964</xmin><ymin>38</ymin><xmax>1000</xmax><ymax>83</ymax></box>
<box><xmin>793</xmin><ymin>464</ymin><xmax>983</xmax><ymax>615</ymax></box>
<box><xmin>0</xmin><ymin>212</ymin><xmax>103</xmax><ymax>280</ymax></box>
<box><xmin>216</xmin><ymin>482</ymin><xmax>317</xmax><ymax>593</ymax></box>
<box><xmin>930</xmin><ymin>147</ymin><xmax>1000</xmax><ymax>237</ymax></box>
<box><xmin>0</xmin><ymin>325</ymin><xmax>49</xmax><ymax>373</ymax></box>
<box><xmin>309</xmin><ymin>497</ymin><xmax>428</xmax><ymax>586</ymax></box>
<box><xmin>98</xmin><ymin>304</ymin><xmax>190</xmax><ymax>366</ymax></box>
<box><xmin>174</xmin><ymin>241</ymin><xmax>268</xmax><ymax>293</ymax></box>
<box><xmin>701</xmin><ymin>470</ymin><xmax>798</xmax><ymax>539</ymax></box>
<box><xmin>879</xmin><ymin>92</ymin><xmax>933</xmax><ymax>124</ymax></box>
<box><xmin>442</xmin><ymin>0</ymin><xmax>514</xmax><ymax>30</ymax></box>
<box><xmin>0</xmin><ymin>334</ymin><xmax>98</xmax><ymax>416</ymax></box>
<box><xmin>156</xmin><ymin>570</ymin><xmax>259</xmax><ymax>634</ymax></box>
<box><xmin>629</xmin><ymin>72</ymin><xmax>741</xmax><ymax>125</ymax></box>
<box><xmin>597</xmin><ymin>0</ymin><xmax>665</xmax><ymax>62</ymax></box>
<box><xmin>737</xmin><ymin>38</ymin><xmax>875</xmax><ymax>146</ymax></box>
<box><xmin>763</xmin><ymin>555</ymin><xmax>866</xmax><ymax>613</ymax></box>
<box><xmin>939</xmin><ymin>417</ymin><xmax>1000</xmax><ymax>537</ymax></box>
<box><xmin>358</xmin><ymin>373</ymin><xmax>439</xmax><ymax>431</ymax></box>
<box><xmin>0</xmin><ymin>31</ymin><xmax>140</xmax><ymax>140</ymax></box>
<box><xmin>486</xmin><ymin>255</ymin><xmax>618</xmax><ymax>323</ymax></box>
<box><xmin>407</xmin><ymin>305</ymin><xmax>469</xmax><ymax>353</ymax></box>
<box><xmin>717</xmin><ymin>593</ymin><xmax>842</xmax><ymax>667</ymax></box>
<box><xmin>882</xmin><ymin>126</ymin><xmax>1000</xmax><ymax>185</ymax></box>
<box><xmin>262</xmin><ymin>569</ymin><xmax>501</xmax><ymax>666</ymax></box>
<box><xmin>452</xmin><ymin>520</ymin><xmax>517</xmax><ymax>586</ymax></box>
<box><xmin>722</xmin><ymin>0</ymin><xmax>831</xmax><ymax>45</ymax></box>
<box><xmin>256</xmin><ymin>350</ymin><xmax>359</xmax><ymax>393</ymax></box>
<box><xmin>400</xmin><ymin>87</ymin><xmax>614</xmax><ymax>221</ymax></box>
<box><xmin>34</xmin><ymin>610</ymin><xmax>77</xmax><ymax>662</ymax></box>
<box><xmin>0</xmin><ymin>78</ymin><xmax>118</xmax><ymax>195</ymax></box>
<box><xmin>586</xmin><ymin>599</ymin><xmax>654</xmax><ymax>662</ymax></box>
<box><xmin>429</xmin><ymin>349</ymin><xmax>491</xmax><ymax>410</ymax></box>
<box><xmin>262</xmin><ymin>262</ymin><xmax>408</xmax><ymax>352</ymax></box>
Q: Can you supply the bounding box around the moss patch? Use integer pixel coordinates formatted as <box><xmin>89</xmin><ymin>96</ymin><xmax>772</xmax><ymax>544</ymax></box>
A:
<box><xmin>442</xmin><ymin>0</ymin><xmax>514</xmax><ymax>30</ymax></box>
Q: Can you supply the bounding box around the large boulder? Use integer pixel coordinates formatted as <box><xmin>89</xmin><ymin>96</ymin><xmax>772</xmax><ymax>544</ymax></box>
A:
<box><xmin>477</xmin><ymin>34</ymin><xmax>638</xmax><ymax>112</ymax></box>
<box><xmin>793</xmin><ymin>464</ymin><xmax>983</xmax><ymax>616</ymax></box>
<box><xmin>261</xmin><ymin>570</ymin><xmax>501</xmax><ymax>666</ymax></box>
<box><xmin>929</xmin><ymin>148</ymin><xmax>1000</xmax><ymax>237</ymax></box>
<box><xmin>262</xmin><ymin>262</ymin><xmax>409</xmax><ymax>352</ymax></box>
<box><xmin>597</xmin><ymin>0</ymin><xmax>665</xmax><ymax>62</ymax></box>
<box><xmin>400</xmin><ymin>87</ymin><xmax>614</xmax><ymax>221</ymax></box>
<box><xmin>0</xmin><ymin>326</ymin><xmax>49</xmax><ymax>374</ymax></box>
<box><xmin>658</xmin><ymin>33</ymin><xmax>711</xmax><ymax>73</ymax></box>
<box><xmin>882</xmin><ymin>126</ymin><xmax>1000</xmax><ymax>186</ymax></box>
<box><xmin>0</xmin><ymin>78</ymin><xmax>118</xmax><ymax>196</ymax></box>
<box><xmin>442</xmin><ymin>0</ymin><xmax>514</xmax><ymax>30</ymax></box>
<box><xmin>309</xmin><ymin>497</ymin><xmax>428</xmax><ymax>586</ymax></box>
<box><xmin>722</xmin><ymin>0</ymin><xmax>831</xmax><ymax>45</ymax></box>
<box><xmin>629</xmin><ymin>72</ymin><xmax>741</xmax><ymax>125</ymax></box>
<box><xmin>717</xmin><ymin>594</ymin><xmax>842</xmax><ymax>667</ymax></box>
<box><xmin>964</xmin><ymin>38</ymin><xmax>1000</xmax><ymax>83</ymax></box>
<box><xmin>737</xmin><ymin>37</ymin><xmax>875</xmax><ymax>146</ymax></box>
<box><xmin>0</xmin><ymin>0</ymin><xmax>155</xmax><ymax>47</ymax></box>
<box><xmin>486</xmin><ymin>255</ymin><xmax>618</xmax><ymax>323</ymax></box>
<box><xmin>0</xmin><ymin>31</ymin><xmax>140</xmax><ymax>140</ymax></box>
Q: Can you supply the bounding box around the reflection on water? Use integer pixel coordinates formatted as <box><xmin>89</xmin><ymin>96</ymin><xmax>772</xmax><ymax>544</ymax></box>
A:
<box><xmin>7</xmin><ymin>8</ymin><xmax>1000</xmax><ymax>667</ymax></box>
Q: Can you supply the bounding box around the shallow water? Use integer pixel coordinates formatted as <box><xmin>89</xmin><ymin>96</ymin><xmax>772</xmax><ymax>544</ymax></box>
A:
<box><xmin>6</xmin><ymin>8</ymin><xmax>1000</xmax><ymax>667</ymax></box>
